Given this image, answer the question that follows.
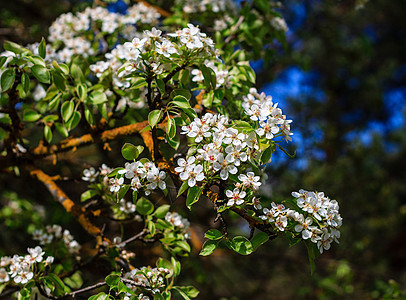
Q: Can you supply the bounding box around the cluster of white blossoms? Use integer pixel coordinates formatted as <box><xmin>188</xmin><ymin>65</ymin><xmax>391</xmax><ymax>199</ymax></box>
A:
<box><xmin>178</xmin><ymin>112</ymin><xmax>265</xmax><ymax>187</ymax></box>
<box><xmin>259</xmin><ymin>190</ymin><xmax>342</xmax><ymax>253</ymax></box>
<box><xmin>32</xmin><ymin>224</ymin><xmax>81</xmax><ymax>255</ymax></box>
<box><xmin>243</xmin><ymin>88</ymin><xmax>293</xmax><ymax>142</ymax></box>
<box><xmin>178</xmin><ymin>0</ymin><xmax>236</xmax><ymax>14</ymax></box>
<box><xmin>213</xmin><ymin>15</ymin><xmax>234</xmax><ymax>31</ymax></box>
<box><xmin>124</xmin><ymin>266</ymin><xmax>170</xmax><ymax>294</ymax></box>
<box><xmin>165</xmin><ymin>212</ymin><xmax>191</xmax><ymax>239</ymax></box>
<box><xmin>113</xmin><ymin>160</ymin><xmax>166</xmax><ymax>196</ymax></box>
<box><xmin>271</xmin><ymin>16</ymin><xmax>289</xmax><ymax>32</ymax></box>
<box><xmin>0</xmin><ymin>246</ymin><xmax>53</xmax><ymax>285</ymax></box>
<box><xmin>45</xmin><ymin>3</ymin><xmax>161</xmax><ymax>63</ymax></box>
<box><xmin>191</xmin><ymin>59</ymin><xmax>232</xmax><ymax>88</ymax></box>
<box><xmin>118</xmin><ymin>199</ymin><xmax>136</xmax><ymax>214</ymax></box>
<box><xmin>90</xmin><ymin>24</ymin><xmax>216</xmax><ymax>89</ymax></box>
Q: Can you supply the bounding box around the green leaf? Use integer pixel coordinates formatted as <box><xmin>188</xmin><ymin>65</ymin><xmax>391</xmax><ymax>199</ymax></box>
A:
<box><xmin>251</xmin><ymin>232</ymin><xmax>269</xmax><ymax>251</ymax></box>
<box><xmin>52</xmin><ymin>60</ymin><xmax>69</xmax><ymax>76</ymax></box>
<box><xmin>117</xmin><ymin>281</ymin><xmax>135</xmax><ymax>295</ymax></box>
<box><xmin>70</xmin><ymin>63</ymin><xmax>85</xmax><ymax>83</ymax></box>
<box><xmin>166</xmin><ymin>117</ymin><xmax>176</xmax><ymax>139</ymax></box>
<box><xmin>199</xmin><ymin>64</ymin><xmax>216</xmax><ymax>90</ymax></box>
<box><xmin>45</xmin><ymin>273</ymin><xmax>70</xmax><ymax>296</ymax></box>
<box><xmin>55</xmin><ymin>122</ymin><xmax>69</xmax><ymax>138</ymax></box>
<box><xmin>156</xmin><ymin>78</ymin><xmax>165</xmax><ymax>95</ymax></box>
<box><xmin>171</xmin><ymin>257</ymin><xmax>181</xmax><ymax>276</ymax></box>
<box><xmin>167</xmin><ymin>132</ymin><xmax>180</xmax><ymax>150</ymax></box>
<box><xmin>186</xmin><ymin>186</ymin><xmax>202</xmax><ymax>209</ymax></box>
<box><xmin>171</xmin><ymin>89</ymin><xmax>191</xmax><ymax>100</ymax></box>
<box><xmin>84</xmin><ymin>105</ymin><xmax>95</xmax><ymax>125</ymax></box>
<box><xmin>199</xmin><ymin>239</ymin><xmax>219</xmax><ymax>256</ymax></box>
<box><xmin>44</xmin><ymin>125</ymin><xmax>53</xmax><ymax>143</ymax></box>
<box><xmin>0</xmin><ymin>56</ymin><xmax>7</xmax><ymax>68</ymax></box>
<box><xmin>88</xmin><ymin>292</ymin><xmax>109</xmax><ymax>300</ymax></box>
<box><xmin>148</xmin><ymin>220</ymin><xmax>156</xmax><ymax>236</ymax></box>
<box><xmin>21</xmin><ymin>72</ymin><xmax>30</xmax><ymax>94</ymax></box>
<box><xmin>148</xmin><ymin>109</ymin><xmax>162</xmax><ymax>128</ymax></box>
<box><xmin>175</xmin><ymin>240</ymin><xmax>191</xmax><ymax>253</ymax></box>
<box><xmin>117</xmin><ymin>184</ymin><xmax>130</xmax><ymax>200</ymax></box>
<box><xmin>136</xmin><ymin>197</ymin><xmax>154</xmax><ymax>215</ymax></box>
<box><xmin>32</xmin><ymin>65</ymin><xmax>50</xmax><ymax>83</ymax></box>
<box><xmin>48</xmin><ymin>93</ymin><xmax>62</xmax><ymax>111</ymax></box>
<box><xmin>261</xmin><ymin>145</ymin><xmax>273</xmax><ymax>164</ymax></box>
<box><xmin>76</xmin><ymin>84</ymin><xmax>87</xmax><ymax>100</ymax></box>
<box><xmin>3</xmin><ymin>41</ymin><xmax>30</xmax><ymax>55</ymax></box>
<box><xmin>65</xmin><ymin>111</ymin><xmax>81</xmax><ymax>131</ymax></box>
<box><xmin>89</xmin><ymin>90</ymin><xmax>107</xmax><ymax>104</ymax></box>
<box><xmin>131</xmin><ymin>78</ymin><xmax>147</xmax><ymax>89</ymax></box>
<box><xmin>105</xmin><ymin>274</ymin><xmax>120</xmax><ymax>287</ymax></box>
<box><xmin>1</xmin><ymin>68</ymin><xmax>15</xmax><ymax>91</ymax></box>
<box><xmin>108</xmin><ymin>167</ymin><xmax>123</xmax><ymax>178</ymax></box>
<box><xmin>173</xmin><ymin>286</ymin><xmax>199</xmax><ymax>299</ymax></box>
<box><xmin>121</xmin><ymin>143</ymin><xmax>143</xmax><ymax>161</ymax></box>
<box><xmin>38</xmin><ymin>37</ymin><xmax>46</xmax><ymax>59</ymax></box>
<box><xmin>177</xmin><ymin>181</ymin><xmax>189</xmax><ymax>198</ymax></box>
<box><xmin>172</xmin><ymin>95</ymin><xmax>191</xmax><ymax>109</ymax></box>
<box><xmin>154</xmin><ymin>293</ymin><xmax>165</xmax><ymax>300</ymax></box>
<box><xmin>204</xmin><ymin>229</ymin><xmax>223</xmax><ymax>241</ymax></box>
<box><xmin>81</xmin><ymin>189</ymin><xmax>98</xmax><ymax>202</ymax></box>
<box><xmin>61</xmin><ymin>100</ymin><xmax>75</xmax><ymax>122</ymax></box>
<box><xmin>28</xmin><ymin>55</ymin><xmax>46</xmax><ymax>67</ymax></box>
<box><xmin>153</xmin><ymin>204</ymin><xmax>170</xmax><ymax>218</ymax></box>
<box><xmin>23</xmin><ymin>109</ymin><xmax>41</xmax><ymax>122</ymax></box>
<box><xmin>52</xmin><ymin>71</ymin><xmax>66</xmax><ymax>91</ymax></box>
<box><xmin>180</xmin><ymin>69</ymin><xmax>190</xmax><ymax>85</ymax></box>
<box><xmin>230</xmin><ymin>236</ymin><xmax>253</xmax><ymax>255</ymax></box>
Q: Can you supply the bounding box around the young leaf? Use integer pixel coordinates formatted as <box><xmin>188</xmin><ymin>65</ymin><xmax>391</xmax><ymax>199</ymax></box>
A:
<box><xmin>177</xmin><ymin>181</ymin><xmax>189</xmax><ymax>198</ymax></box>
<box><xmin>148</xmin><ymin>109</ymin><xmax>162</xmax><ymax>128</ymax></box>
<box><xmin>230</xmin><ymin>236</ymin><xmax>253</xmax><ymax>255</ymax></box>
<box><xmin>166</xmin><ymin>117</ymin><xmax>176</xmax><ymax>139</ymax></box>
<box><xmin>21</xmin><ymin>72</ymin><xmax>30</xmax><ymax>94</ymax></box>
<box><xmin>89</xmin><ymin>91</ymin><xmax>107</xmax><ymax>104</ymax></box>
<box><xmin>204</xmin><ymin>229</ymin><xmax>223</xmax><ymax>241</ymax></box>
<box><xmin>38</xmin><ymin>37</ymin><xmax>46</xmax><ymax>59</ymax></box>
<box><xmin>23</xmin><ymin>109</ymin><xmax>41</xmax><ymax>122</ymax></box>
<box><xmin>251</xmin><ymin>232</ymin><xmax>269</xmax><ymax>251</ymax></box>
<box><xmin>32</xmin><ymin>65</ymin><xmax>50</xmax><ymax>83</ymax></box>
<box><xmin>121</xmin><ymin>143</ymin><xmax>140</xmax><ymax>161</ymax></box>
<box><xmin>153</xmin><ymin>204</ymin><xmax>170</xmax><ymax>218</ymax></box>
<box><xmin>172</xmin><ymin>95</ymin><xmax>191</xmax><ymax>109</ymax></box>
<box><xmin>61</xmin><ymin>100</ymin><xmax>74</xmax><ymax>122</ymax></box>
<box><xmin>186</xmin><ymin>186</ymin><xmax>202</xmax><ymax>209</ymax></box>
<box><xmin>199</xmin><ymin>239</ymin><xmax>219</xmax><ymax>256</ymax></box>
<box><xmin>156</xmin><ymin>78</ymin><xmax>165</xmax><ymax>95</ymax></box>
<box><xmin>167</xmin><ymin>133</ymin><xmax>180</xmax><ymax>150</ymax></box>
<box><xmin>44</xmin><ymin>125</ymin><xmax>53</xmax><ymax>144</ymax></box>
<box><xmin>1</xmin><ymin>68</ymin><xmax>16</xmax><ymax>91</ymax></box>
<box><xmin>136</xmin><ymin>197</ymin><xmax>154</xmax><ymax>215</ymax></box>
<box><xmin>65</xmin><ymin>111</ymin><xmax>81</xmax><ymax>131</ymax></box>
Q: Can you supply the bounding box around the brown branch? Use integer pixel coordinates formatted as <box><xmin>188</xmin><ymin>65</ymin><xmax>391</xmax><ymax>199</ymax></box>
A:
<box><xmin>32</xmin><ymin>121</ymin><xmax>150</xmax><ymax>156</ymax></box>
<box><xmin>28</xmin><ymin>166</ymin><xmax>104</xmax><ymax>237</ymax></box>
<box><xmin>224</xmin><ymin>15</ymin><xmax>245</xmax><ymax>45</ymax></box>
<box><xmin>59</xmin><ymin>282</ymin><xmax>107</xmax><ymax>299</ymax></box>
<box><xmin>204</xmin><ymin>189</ymin><xmax>277</xmax><ymax>239</ymax></box>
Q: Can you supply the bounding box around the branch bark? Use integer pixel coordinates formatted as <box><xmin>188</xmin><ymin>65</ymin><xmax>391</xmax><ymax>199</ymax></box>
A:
<box><xmin>28</xmin><ymin>166</ymin><xmax>104</xmax><ymax>237</ymax></box>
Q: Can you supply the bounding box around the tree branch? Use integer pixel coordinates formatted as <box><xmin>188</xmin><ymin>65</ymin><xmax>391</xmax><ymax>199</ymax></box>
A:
<box><xmin>28</xmin><ymin>166</ymin><xmax>104</xmax><ymax>237</ymax></box>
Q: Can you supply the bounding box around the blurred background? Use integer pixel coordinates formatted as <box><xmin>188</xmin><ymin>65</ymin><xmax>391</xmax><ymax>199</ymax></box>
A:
<box><xmin>1</xmin><ymin>0</ymin><xmax>405</xmax><ymax>298</ymax></box>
